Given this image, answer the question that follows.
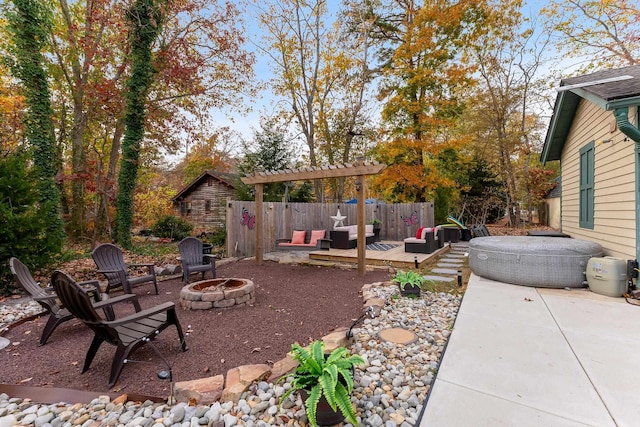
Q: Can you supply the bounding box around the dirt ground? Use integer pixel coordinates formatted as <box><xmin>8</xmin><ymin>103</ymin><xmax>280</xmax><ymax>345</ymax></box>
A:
<box><xmin>0</xmin><ymin>260</ymin><xmax>390</xmax><ymax>398</ymax></box>
<box><xmin>1</xmin><ymin>223</ymin><xmax>548</xmax><ymax>398</ymax></box>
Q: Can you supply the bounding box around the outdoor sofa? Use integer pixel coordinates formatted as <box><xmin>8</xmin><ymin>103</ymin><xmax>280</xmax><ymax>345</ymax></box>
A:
<box><xmin>329</xmin><ymin>224</ymin><xmax>375</xmax><ymax>249</ymax></box>
<box><xmin>276</xmin><ymin>229</ymin><xmax>331</xmax><ymax>251</ymax></box>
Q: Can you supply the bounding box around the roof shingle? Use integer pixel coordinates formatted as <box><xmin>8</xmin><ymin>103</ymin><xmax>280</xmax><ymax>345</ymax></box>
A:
<box><xmin>561</xmin><ymin>65</ymin><xmax>640</xmax><ymax>101</ymax></box>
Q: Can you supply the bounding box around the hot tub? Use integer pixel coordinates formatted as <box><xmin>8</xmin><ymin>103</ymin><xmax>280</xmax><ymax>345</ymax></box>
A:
<box><xmin>469</xmin><ymin>236</ymin><xmax>602</xmax><ymax>288</ymax></box>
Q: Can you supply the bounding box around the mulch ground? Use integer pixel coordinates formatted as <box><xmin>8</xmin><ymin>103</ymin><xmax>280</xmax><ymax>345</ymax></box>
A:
<box><xmin>0</xmin><ymin>260</ymin><xmax>390</xmax><ymax>398</ymax></box>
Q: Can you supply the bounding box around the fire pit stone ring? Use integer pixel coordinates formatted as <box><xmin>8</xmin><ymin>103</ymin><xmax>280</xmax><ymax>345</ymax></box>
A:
<box><xmin>180</xmin><ymin>278</ymin><xmax>255</xmax><ymax>310</ymax></box>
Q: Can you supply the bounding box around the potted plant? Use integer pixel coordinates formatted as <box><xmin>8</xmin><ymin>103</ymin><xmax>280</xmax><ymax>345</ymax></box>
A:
<box><xmin>392</xmin><ymin>269</ymin><xmax>425</xmax><ymax>297</ymax></box>
<box><xmin>369</xmin><ymin>219</ymin><xmax>382</xmax><ymax>242</ymax></box>
<box><xmin>279</xmin><ymin>340</ymin><xmax>363</xmax><ymax>427</ymax></box>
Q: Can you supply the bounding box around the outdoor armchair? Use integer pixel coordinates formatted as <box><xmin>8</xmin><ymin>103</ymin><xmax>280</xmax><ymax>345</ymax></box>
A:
<box><xmin>177</xmin><ymin>237</ymin><xmax>217</xmax><ymax>284</ymax></box>
<box><xmin>91</xmin><ymin>243</ymin><xmax>159</xmax><ymax>295</ymax></box>
<box><xmin>404</xmin><ymin>227</ymin><xmax>440</xmax><ymax>254</ymax></box>
<box><xmin>9</xmin><ymin>257</ymin><xmax>121</xmax><ymax>345</ymax></box>
<box><xmin>51</xmin><ymin>270</ymin><xmax>187</xmax><ymax>388</ymax></box>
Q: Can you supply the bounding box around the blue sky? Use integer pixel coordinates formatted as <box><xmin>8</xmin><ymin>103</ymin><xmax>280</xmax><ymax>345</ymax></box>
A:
<box><xmin>200</xmin><ymin>1</ymin><xmax>342</xmax><ymax>148</ymax></box>
<box><xmin>193</xmin><ymin>0</ymin><xmax>584</xmax><ymax>161</ymax></box>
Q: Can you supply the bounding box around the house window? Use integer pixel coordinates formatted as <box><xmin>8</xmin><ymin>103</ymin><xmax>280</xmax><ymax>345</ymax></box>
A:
<box><xmin>579</xmin><ymin>141</ymin><xmax>595</xmax><ymax>229</ymax></box>
<box><xmin>205</xmin><ymin>200</ymin><xmax>211</xmax><ymax>212</ymax></box>
<box><xmin>180</xmin><ymin>201</ymin><xmax>192</xmax><ymax>216</ymax></box>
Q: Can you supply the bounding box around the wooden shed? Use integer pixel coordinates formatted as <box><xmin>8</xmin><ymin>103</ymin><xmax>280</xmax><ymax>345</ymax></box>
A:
<box><xmin>172</xmin><ymin>171</ymin><xmax>237</xmax><ymax>233</ymax></box>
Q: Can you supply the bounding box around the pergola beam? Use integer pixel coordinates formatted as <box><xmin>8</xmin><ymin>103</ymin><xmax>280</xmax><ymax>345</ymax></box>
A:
<box><xmin>241</xmin><ymin>161</ymin><xmax>386</xmax><ymax>185</ymax></box>
<box><xmin>240</xmin><ymin>160</ymin><xmax>386</xmax><ymax>276</ymax></box>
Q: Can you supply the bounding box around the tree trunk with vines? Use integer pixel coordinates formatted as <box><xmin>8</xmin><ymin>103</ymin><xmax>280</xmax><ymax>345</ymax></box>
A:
<box><xmin>114</xmin><ymin>0</ymin><xmax>166</xmax><ymax>248</ymax></box>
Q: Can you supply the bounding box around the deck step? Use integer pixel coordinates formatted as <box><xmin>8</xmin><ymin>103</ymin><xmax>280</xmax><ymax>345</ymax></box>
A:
<box><xmin>439</xmin><ymin>258</ymin><xmax>463</xmax><ymax>264</ymax></box>
<box><xmin>423</xmin><ymin>275</ymin><xmax>455</xmax><ymax>282</ymax></box>
<box><xmin>432</xmin><ymin>268</ymin><xmax>459</xmax><ymax>275</ymax></box>
<box><xmin>438</xmin><ymin>263</ymin><xmax>462</xmax><ymax>269</ymax></box>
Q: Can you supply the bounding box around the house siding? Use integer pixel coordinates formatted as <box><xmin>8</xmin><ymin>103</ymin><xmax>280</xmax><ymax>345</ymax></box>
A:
<box><xmin>561</xmin><ymin>100</ymin><xmax>636</xmax><ymax>259</ymax></box>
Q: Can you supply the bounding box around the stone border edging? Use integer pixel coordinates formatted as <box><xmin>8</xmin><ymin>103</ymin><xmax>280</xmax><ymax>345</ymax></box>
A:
<box><xmin>172</xmin><ymin>279</ymin><xmax>390</xmax><ymax>406</ymax></box>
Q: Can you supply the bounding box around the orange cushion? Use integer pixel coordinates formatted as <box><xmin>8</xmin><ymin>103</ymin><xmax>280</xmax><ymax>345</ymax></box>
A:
<box><xmin>309</xmin><ymin>230</ymin><xmax>325</xmax><ymax>246</ymax></box>
<box><xmin>291</xmin><ymin>230</ymin><xmax>306</xmax><ymax>244</ymax></box>
<box><xmin>416</xmin><ymin>227</ymin><xmax>424</xmax><ymax>239</ymax></box>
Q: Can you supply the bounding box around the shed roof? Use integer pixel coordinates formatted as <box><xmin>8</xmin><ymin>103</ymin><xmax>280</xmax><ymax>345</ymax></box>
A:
<box><xmin>541</xmin><ymin>65</ymin><xmax>640</xmax><ymax>163</ymax></box>
<box><xmin>172</xmin><ymin>170</ymin><xmax>237</xmax><ymax>201</ymax></box>
<box><xmin>545</xmin><ymin>177</ymin><xmax>561</xmax><ymax>199</ymax></box>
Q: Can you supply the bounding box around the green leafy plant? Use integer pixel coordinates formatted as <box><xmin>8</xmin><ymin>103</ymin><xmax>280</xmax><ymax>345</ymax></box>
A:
<box><xmin>391</xmin><ymin>269</ymin><xmax>425</xmax><ymax>291</ymax></box>
<box><xmin>202</xmin><ymin>226</ymin><xmax>226</xmax><ymax>248</ymax></box>
<box><xmin>280</xmin><ymin>340</ymin><xmax>363</xmax><ymax>427</ymax></box>
<box><xmin>370</xmin><ymin>219</ymin><xmax>382</xmax><ymax>225</ymax></box>
<box><xmin>151</xmin><ymin>215</ymin><xmax>193</xmax><ymax>241</ymax></box>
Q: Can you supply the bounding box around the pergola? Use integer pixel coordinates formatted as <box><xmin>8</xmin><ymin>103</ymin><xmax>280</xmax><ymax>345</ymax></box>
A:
<box><xmin>241</xmin><ymin>159</ymin><xmax>386</xmax><ymax>276</ymax></box>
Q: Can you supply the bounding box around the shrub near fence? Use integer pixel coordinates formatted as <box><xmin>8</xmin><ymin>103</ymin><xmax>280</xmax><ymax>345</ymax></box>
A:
<box><xmin>225</xmin><ymin>199</ymin><xmax>434</xmax><ymax>258</ymax></box>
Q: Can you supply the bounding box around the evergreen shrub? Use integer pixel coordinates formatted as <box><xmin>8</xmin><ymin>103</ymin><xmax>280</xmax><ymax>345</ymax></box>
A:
<box><xmin>0</xmin><ymin>151</ymin><xmax>52</xmax><ymax>294</ymax></box>
<box><xmin>203</xmin><ymin>226</ymin><xmax>226</xmax><ymax>248</ymax></box>
<box><xmin>151</xmin><ymin>215</ymin><xmax>193</xmax><ymax>241</ymax></box>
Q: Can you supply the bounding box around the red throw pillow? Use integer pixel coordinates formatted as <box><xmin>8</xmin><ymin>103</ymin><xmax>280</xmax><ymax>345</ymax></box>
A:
<box><xmin>309</xmin><ymin>230</ymin><xmax>325</xmax><ymax>246</ymax></box>
<box><xmin>416</xmin><ymin>227</ymin><xmax>425</xmax><ymax>239</ymax></box>
<box><xmin>291</xmin><ymin>230</ymin><xmax>306</xmax><ymax>244</ymax></box>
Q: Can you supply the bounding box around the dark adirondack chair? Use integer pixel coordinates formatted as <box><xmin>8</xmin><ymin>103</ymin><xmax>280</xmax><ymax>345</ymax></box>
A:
<box><xmin>9</xmin><ymin>257</ymin><xmax>118</xmax><ymax>345</ymax></box>
<box><xmin>91</xmin><ymin>243</ymin><xmax>158</xmax><ymax>295</ymax></box>
<box><xmin>178</xmin><ymin>237</ymin><xmax>217</xmax><ymax>285</ymax></box>
<box><xmin>51</xmin><ymin>270</ymin><xmax>188</xmax><ymax>388</ymax></box>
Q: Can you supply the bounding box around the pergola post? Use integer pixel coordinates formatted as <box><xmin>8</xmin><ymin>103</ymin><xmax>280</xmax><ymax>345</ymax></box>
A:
<box><xmin>356</xmin><ymin>172</ymin><xmax>366</xmax><ymax>276</ymax></box>
<box><xmin>241</xmin><ymin>161</ymin><xmax>386</xmax><ymax>275</ymax></box>
<box><xmin>255</xmin><ymin>183</ymin><xmax>263</xmax><ymax>265</ymax></box>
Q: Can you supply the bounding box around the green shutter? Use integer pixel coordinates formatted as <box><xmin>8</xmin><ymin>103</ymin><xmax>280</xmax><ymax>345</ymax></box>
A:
<box><xmin>579</xmin><ymin>141</ymin><xmax>595</xmax><ymax>229</ymax></box>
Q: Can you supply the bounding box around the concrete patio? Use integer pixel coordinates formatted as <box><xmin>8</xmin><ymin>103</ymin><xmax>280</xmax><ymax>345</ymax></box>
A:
<box><xmin>421</xmin><ymin>272</ymin><xmax>640</xmax><ymax>427</ymax></box>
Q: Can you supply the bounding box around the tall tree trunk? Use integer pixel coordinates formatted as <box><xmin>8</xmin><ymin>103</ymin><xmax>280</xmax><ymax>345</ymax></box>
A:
<box><xmin>69</xmin><ymin>101</ymin><xmax>88</xmax><ymax>238</ymax></box>
<box><xmin>6</xmin><ymin>0</ymin><xmax>65</xmax><ymax>252</ymax></box>
<box><xmin>93</xmin><ymin>118</ymin><xmax>124</xmax><ymax>245</ymax></box>
<box><xmin>56</xmin><ymin>0</ymin><xmax>106</xmax><ymax>240</ymax></box>
<box><xmin>114</xmin><ymin>0</ymin><xmax>165</xmax><ymax>248</ymax></box>
<box><xmin>56</xmin><ymin>100</ymin><xmax>70</xmax><ymax>222</ymax></box>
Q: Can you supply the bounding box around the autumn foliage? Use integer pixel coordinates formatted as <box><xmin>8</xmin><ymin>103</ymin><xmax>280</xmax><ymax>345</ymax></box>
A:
<box><xmin>1</xmin><ymin>0</ymin><xmax>255</xmax><ymax>244</ymax></box>
<box><xmin>4</xmin><ymin>0</ymin><xmax>625</xmax><ymax>261</ymax></box>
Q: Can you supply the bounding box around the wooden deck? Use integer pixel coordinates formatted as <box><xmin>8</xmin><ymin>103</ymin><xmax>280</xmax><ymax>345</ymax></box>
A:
<box><xmin>308</xmin><ymin>241</ymin><xmax>448</xmax><ymax>269</ymax></box>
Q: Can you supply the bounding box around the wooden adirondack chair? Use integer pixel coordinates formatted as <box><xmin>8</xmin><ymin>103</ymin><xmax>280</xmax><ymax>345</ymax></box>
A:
<box><xmin>8</xmin><ymin>257</ymin><xmax>121</xmax><ymax>345</ymax></box>
<box><xmin>178</xmin><ymin>237</ymin><xmax>217</xmax><ymax>285</ymax></box>
<box><xmin>51</xmin><ymin>270</ymin><xmax>188</xmax><ymax>388</ymax></box>
<box><xmin>91</xmin><ymin>243</ymin><xmax>158</xmax><ymax>295</ymax></box>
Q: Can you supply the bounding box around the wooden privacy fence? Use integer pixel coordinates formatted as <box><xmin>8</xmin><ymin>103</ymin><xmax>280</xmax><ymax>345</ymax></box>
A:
<box><xmin>225</xmin><ymin>199</ymin><xmax>434</xmax><ymax>258</ymax></box>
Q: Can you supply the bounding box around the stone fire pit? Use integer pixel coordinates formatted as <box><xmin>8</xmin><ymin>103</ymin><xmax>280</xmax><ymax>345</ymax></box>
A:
<box><xmin>180</xmin><ymin>278</ymin><xmax>255</xmax><ymax>310</ymax></box>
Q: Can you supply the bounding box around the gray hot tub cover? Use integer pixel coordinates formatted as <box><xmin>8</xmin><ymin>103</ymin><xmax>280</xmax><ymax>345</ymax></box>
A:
<box><xmin>469</xmin><ymin>236</ymin><xmax>603</xmax><ymax>288</ymax></box>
